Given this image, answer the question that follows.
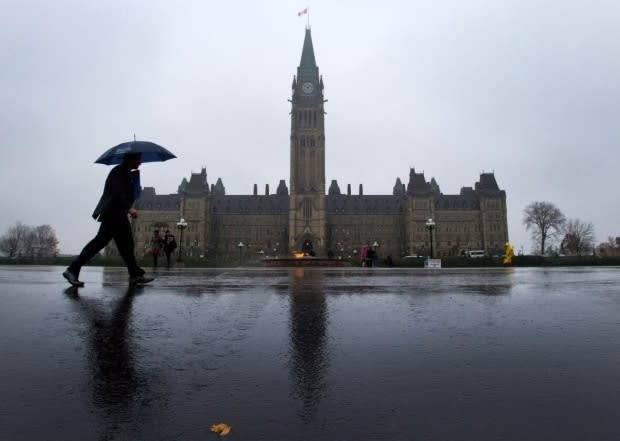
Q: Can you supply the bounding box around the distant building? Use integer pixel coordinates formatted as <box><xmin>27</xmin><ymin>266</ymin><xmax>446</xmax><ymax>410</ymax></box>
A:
<box><xmin>114</xmin><ymin>28</ymin><xmax>508</xmax><ymax>260</ymax></box>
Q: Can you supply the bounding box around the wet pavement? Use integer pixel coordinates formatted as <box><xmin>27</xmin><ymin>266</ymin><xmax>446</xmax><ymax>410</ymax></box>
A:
<box><xmin>1</xmin><ymin>265</ymin><xmax>620</xmax><ymax>441</ymax></box>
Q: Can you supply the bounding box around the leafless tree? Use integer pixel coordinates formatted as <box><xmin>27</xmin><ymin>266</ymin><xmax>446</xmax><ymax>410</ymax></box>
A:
<box><xmin>560</xmin><ymin>219</ymin><xmax>595</xmax><ymax>256</ymax></box>
<box><xmin>0</xmin><ymin>222</ymin><xmax>59</xmax><ymax>257</ymax></box>
<box><xmin>523</xmin><ymin>201</ymin><xmax>566</xmax><ymax>255</ymax></box>
<box><xmin>33</xmin><ymin>224</ymin><xmax>59</xmax><ymax>256</ymax></box>
<box><xmin>0</xmin><ymin>222</ymin><xmax>29</xmax><ymax>257</ymax></box>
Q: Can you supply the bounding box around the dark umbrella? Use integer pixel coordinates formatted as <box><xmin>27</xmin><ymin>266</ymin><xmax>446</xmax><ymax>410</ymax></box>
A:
<box><xmin>95</xmin><ymin>140</ymin><xmax>176</xmax><ymax>165</ymax></box>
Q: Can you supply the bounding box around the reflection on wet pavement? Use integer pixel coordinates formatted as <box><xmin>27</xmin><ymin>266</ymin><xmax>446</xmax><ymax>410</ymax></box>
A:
<box><xmin>288</xmin><ymin>268</ymin><xmax>328</xmax><ymax>422</ymax></box>
<box><xmin>1</xmin><ymin>266</ymin><xmax>620</xmax><ymax>440</ymax></box>
<box><xmin>65</xmin><ymin>286</ymin><xmax>152</xmax><ymax>440</ymax></box>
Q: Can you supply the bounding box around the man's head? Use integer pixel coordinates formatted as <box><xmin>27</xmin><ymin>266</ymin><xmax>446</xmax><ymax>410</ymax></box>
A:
<box><xmin>123</xmin><ymin>153</ymin><xmax>142</xmax><ymax>169</ymax></box>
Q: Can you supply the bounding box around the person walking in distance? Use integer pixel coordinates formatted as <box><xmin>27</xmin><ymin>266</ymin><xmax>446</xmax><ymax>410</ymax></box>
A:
<box><xmin>63</xmin><ymin>153</ymin><xmax>153</xmax><ymax>287</ymax></box>
<box><xmin>162</xmin><ymin>229</ymin><xmax>177</xmax><ymax>268</ymax></box>
<box><xmin>151</xmin><ymin>229</ymin><xmax>163</xmax><ymax>268</ymax></box>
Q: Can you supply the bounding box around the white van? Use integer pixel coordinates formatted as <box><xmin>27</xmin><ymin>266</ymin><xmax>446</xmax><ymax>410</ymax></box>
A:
<box><xmin>465</xmin><ymin>250</ymin><xmax>486</xmax><ymax>258</ymax></box>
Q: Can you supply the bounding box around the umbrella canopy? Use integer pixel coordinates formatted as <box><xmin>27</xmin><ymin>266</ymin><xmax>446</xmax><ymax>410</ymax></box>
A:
<box><xmin>95</xmin><ymin>140</ymin><xmax>176</xmax><ymax>165</ymax></box>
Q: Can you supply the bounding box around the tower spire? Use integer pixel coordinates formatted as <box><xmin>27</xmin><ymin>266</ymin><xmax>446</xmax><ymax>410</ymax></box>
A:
<box><xmin>299</xmin><ymin>28</ymin><xmax>317</xmax><ymax>71</ymax></box>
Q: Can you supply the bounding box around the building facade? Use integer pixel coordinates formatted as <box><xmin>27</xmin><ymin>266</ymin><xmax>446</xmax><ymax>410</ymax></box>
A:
<box><xmin>119</xmin><ymin>28</ymin><xmax>508</xmax><ymax>260</ymax></box>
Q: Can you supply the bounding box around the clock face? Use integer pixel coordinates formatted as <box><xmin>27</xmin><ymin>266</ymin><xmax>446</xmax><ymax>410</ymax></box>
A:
<box><xmin>302</xmin><ymin>82</ymin><xmax>314</xmax><ymax>94</ymax></box>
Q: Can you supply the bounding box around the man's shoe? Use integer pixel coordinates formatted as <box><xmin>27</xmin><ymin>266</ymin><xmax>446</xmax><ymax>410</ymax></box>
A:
<box><xmin>63</xmin><ymin>270</ymin><xmax>84</xmax><ymax>287</ymax></box>
<box><xmin>129</xmin><ymin>275</ymin><xmax>154</xmax><ymax>285</ymax></box>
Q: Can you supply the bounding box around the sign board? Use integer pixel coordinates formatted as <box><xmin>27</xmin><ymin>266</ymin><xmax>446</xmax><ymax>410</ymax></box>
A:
<box><xmin>424</xmin><ymin>258</ymin><xmax>442</xmax><ymax>269</ymax></box>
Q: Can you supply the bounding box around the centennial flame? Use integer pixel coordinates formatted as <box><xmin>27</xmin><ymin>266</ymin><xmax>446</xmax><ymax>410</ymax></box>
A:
<box><xmin>293</xmin><ymin>252</ymin><xmax>306</xmax><ymax>259</ymax></box>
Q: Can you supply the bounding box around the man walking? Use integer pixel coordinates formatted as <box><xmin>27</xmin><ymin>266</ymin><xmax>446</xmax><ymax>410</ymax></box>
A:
<box><xmin>63</xmin><ymin>153</ymin><xmax>153</xmax><ymax>287</ymax></box>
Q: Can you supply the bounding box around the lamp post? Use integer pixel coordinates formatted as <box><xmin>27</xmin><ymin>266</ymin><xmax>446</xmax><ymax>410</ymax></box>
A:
<box><xmin>369</xmin><ymin>241</ymin><xmax>379</xmax><ymax>267</ymax></box>
<box><xmin>238</xmin><ymin>241</ymin><xmax>245</xmax><ymax>265</ymax></box>
<box><xmin>425</xmin><ymin>218</ymin><xmax>436</xmax><ymax>259</ymax></box>
<box><xmin>337</xmin><ymin>241</ymin><xmax>344</xmax><ymax>259</ymax></box>
<box><xmin>176</xmin><ymin>218</ymin><xmax>188</xmax><ymax>262</ymax></box>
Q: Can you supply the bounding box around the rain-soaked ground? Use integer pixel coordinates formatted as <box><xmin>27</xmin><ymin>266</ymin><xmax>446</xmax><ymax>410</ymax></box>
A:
<box><xmin>1</xmin><ymin>265</ymin><xmax>620</xmax><ymax>441</ymax></box>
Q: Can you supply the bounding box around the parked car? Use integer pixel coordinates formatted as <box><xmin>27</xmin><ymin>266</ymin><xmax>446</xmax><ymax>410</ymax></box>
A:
<box><xmin>464</xmin><ymin>250</ymin><xmax>486</xmax><ymax>258</ymax></box>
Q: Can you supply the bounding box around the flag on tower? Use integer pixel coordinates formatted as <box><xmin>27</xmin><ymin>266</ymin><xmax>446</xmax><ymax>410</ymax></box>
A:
<box><xmin>298</xmin><ymin>8</ymin><xmax>308</xmax><ymax>16</ymax></box>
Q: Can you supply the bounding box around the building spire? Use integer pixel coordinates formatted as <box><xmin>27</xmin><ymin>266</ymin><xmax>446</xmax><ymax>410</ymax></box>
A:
<box><xmin>299</xmin><ymin>28</ymin><xmax>317</xmax><ymax>69</ymax></box>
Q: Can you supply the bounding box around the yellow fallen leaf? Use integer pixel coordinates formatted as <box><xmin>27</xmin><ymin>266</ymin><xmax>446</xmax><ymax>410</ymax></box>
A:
<box><xmin>210</xmin><ymin>423</ymin><xmax>232</xmax><ymax>436</ymax></box>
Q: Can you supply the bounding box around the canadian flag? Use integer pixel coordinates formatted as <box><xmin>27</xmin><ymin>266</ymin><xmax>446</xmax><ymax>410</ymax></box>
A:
<box><xmin>298</xmin><ymin>8</ymin><xmax>308</xmax><ymax>16</ymax></box>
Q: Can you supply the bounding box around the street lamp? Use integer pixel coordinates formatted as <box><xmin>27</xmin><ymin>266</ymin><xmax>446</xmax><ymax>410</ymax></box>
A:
<box><xmin>238</xmin><ymin>241</ymin><xmax>245</xmax><ymax>265</ymax></box>
<box><xmin>425</xmin><ymin>218</ymin><xmax>436</xmax><ymax>259</ymax></box>
<box><xmin>337</xmin><ymin>241</ymin><xmax>344</xmax><ymax>259</ymax></box>
<box><xmin>176</xmin><ymin>218</ymin><xmax>188</xmax><ymax>262</ymax></box>
<box><xmin>367</xmin><ymin>241</ymin><xmax>379</xmax><ymax>267</ymax></box>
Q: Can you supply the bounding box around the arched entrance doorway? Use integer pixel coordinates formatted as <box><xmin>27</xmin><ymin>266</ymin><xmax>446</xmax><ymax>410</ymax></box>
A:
<box><xmin>301</xmin><ymin>239</ymin><xmax>315</xmax><ymax>256</ymax></box>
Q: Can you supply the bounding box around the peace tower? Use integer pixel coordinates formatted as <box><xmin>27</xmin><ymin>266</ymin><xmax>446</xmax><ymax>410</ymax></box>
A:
<box><xmin>288</xmin><ymin>28</ymin><xmax>327</xmax><ymax>255</ymax></box>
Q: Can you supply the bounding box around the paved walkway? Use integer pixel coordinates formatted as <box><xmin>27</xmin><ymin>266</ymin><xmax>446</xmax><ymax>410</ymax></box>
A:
<box><xmin>2</xmin><ymin>265</ymin><xmax>620</xmax><ymax>440</ymax></box>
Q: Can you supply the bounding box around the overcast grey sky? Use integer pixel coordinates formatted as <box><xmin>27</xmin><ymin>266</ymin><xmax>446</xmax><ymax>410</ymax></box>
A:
<box><xmin>1</xmin><ymin>0</ymin><xmax>619</xmax><ymax>254</ymax></box>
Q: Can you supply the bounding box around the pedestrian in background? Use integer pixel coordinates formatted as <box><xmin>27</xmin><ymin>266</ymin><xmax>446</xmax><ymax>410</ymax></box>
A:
<box><xmin>151</xmin><ymin>229</ymin><xmax>163</xmax><ymax>268</ymax></box>
<box><xmin>163</xmin><ymin>229</ymin><xmax>177</xmax><ymax>267</ymax></box>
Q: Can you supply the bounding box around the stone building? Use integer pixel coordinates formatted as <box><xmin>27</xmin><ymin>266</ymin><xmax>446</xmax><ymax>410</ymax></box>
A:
<box><xmin>118</xmin><ymin>28</ymin><xmax>508</xmax><ymax>260</ymax></box>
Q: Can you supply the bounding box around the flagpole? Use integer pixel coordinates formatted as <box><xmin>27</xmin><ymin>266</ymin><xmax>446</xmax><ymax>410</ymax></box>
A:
<box><xmin>307</xmin><ymin>7</ymin><xmax>310</xmax><ymax>28</ymax></box>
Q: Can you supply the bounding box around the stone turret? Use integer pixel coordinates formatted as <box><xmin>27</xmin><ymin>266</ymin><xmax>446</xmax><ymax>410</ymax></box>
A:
<box><xmin>407</xmin><ymin>168</ymin><xmax>431</xmax><ymax>194</ymax></box>
<box><xmin>328</xmin><ymin>180</ymin><xmax>341</xmax><ymax>195</ymax></box>
<box><xmin>181</xmin><ymin>168</ymin><xmax>209</xmax><ymax>195</ymax></box>
<box><xmin>212</xmin><ymin>178</ymin><xmax>225</xmax><ymax>196</ymax></box>
<box><xmin>393</xmin><ymin>177</ymin><xmax>404</xmax><ymax>196</ymax></box>
<box><xmin>277</xmin><ymin>180</ymin><xmax>289</xmax><ymax>195</ymax></box>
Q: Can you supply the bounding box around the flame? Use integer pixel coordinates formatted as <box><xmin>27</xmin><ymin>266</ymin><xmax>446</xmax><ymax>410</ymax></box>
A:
<box><xmin>293</xmin><ymin>252</ymin><xmax>305</xmax><ymax>259</ymax></box>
